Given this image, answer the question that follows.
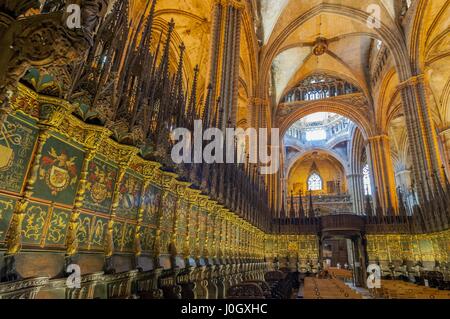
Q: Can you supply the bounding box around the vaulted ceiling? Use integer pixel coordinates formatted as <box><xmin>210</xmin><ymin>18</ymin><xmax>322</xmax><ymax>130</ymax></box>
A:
<box><xmin>260</xmin><ymin>0</ymin><xmax>400</xmax><ymax>105</ymax></box>
<box><xmin>131</xmin><ymin>0</ymin><xmax>214</xmax><ymax>95</ymax></box>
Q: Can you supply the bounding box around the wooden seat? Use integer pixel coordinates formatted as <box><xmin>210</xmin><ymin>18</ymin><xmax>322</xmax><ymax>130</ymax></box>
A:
<box><xmin>328</xmin><ymin>268</ymin><xmax>353</xmax><ymax>281</ymax></box>
<box><xmin>226</xmin><ymin>283</ymin><xmax>265</xmax><ymax>299</ymax></box>
<box><xmin>245</xmin><ymin>280</ymin><xmax>272</xmax><ymax>299</ymax></box>
<box><xmin>377</xmin><ymin>280</ymin><xmax>450</xmax><ymax>299</ymax></box>
<box><xmin>304</xmin><ymin>277</ymin><xmax>362</xmax><ymax>299</ymax></box>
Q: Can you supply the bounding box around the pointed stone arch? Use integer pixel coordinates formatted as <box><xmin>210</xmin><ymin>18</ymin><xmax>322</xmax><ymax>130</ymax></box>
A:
<box><xmin>278</xmin><ymin>98</ymin><xmax>374</xmax><ymax>140</ymax></box>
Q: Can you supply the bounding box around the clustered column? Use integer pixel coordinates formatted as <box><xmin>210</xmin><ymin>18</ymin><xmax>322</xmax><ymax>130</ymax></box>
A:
<box><xmin>368</xmin><ymin>135</ymin><xmax>398</xmax><ymax>213</ymax></box>
<box><xmin>206</xmin><ymin>0</ymin><xmax>243</xmax><ymax>128</ymax></box>
<box><xmin>439</xmin><ymin>129</ymin><xmax>450</xmax><ymax>176</ymax></box>
<box><xmin>347</xmin><ymin>173</ymin><xmax>365</xmax><ymax>215</ymax></box>
<box><xmin>398</xmin><ymin>75</ymin><xmax>444</xmax><ymax>203</ymax></box>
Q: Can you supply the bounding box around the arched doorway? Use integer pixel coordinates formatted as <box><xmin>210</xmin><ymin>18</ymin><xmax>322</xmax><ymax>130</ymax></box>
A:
<box><xmin>319</xmin><ymin>214</ymin><xmax>368</xmax><ymax>287</ymax></box>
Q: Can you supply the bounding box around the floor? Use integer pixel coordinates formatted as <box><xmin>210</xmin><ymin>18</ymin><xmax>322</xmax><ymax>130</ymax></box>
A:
<box><xmin>294</xmin><ymin>279</ymin><xmax>373</xmax><ymax>299</ymax></box>
<box><xmin>344</xmin><ymin>282</ymin><xmax>373</xmax><ymax>299</ymax></box>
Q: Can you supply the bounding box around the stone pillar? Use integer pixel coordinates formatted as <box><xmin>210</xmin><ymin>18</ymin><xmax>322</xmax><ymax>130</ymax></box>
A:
<box><xmin>219</xmin><ymin>0</ymin><xmax>243</xmax><ymax>127</ymax></box>
<box><xmin>347</xmin><ymin>173</ymin><xmax>365</xmax><ymax>215</ymax></box>
<box><xmin>439</xmin><ymin>129</ymin><xmax>450</xmax><ymax>177</ymax></box>
<box><xmin>368</xmin><ymin>135</ymin><xmax>398</xmax><ymax>213</ymax></box>
<box><xmin>398</xmin><ymin>75</ymin><xmax>444</xmax><ymax>202</ymax></box>
<box><xmin>205</xmin><ymin>0</ymin><xmax>243</xmax><ymax>128</ymax></box>
<box><xmin>205</xmin><ymin>0</ymin><xmax>225</xmax><ymax>100</ymax></box>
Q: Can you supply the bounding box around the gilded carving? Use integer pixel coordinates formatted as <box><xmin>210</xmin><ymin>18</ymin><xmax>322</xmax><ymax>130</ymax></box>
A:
<box><xmin>6</xmin><ymin>199</ymin><xmax>29</xmax><ymax>254</ymax></box>
<box><xmin>45</xmin><ymin>208</ymin><xmax>69</xmax><ymax>245</ymax></box>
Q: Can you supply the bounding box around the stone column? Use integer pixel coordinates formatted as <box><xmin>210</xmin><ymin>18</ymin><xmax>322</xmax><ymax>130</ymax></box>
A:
<box><xmin>398</xmin><ymin>75</ymin><xmax>444</xmax><ymax>202</ymax></box>
<box><xmin>439</xmin><ymin>129</ymin><xmax>450</xmax><ymax>177</ymax></box>
<box><xmin>205</xmin><ymin>0</ymin><xmax>244</xmax><ymax>128</ymax></box>
<box><xmin>368</xmin><ymin>135</ymin><xmax>398</xmax><ymax>213</ymax></box>
<box><xmin>347</xmin><ymin>173</ymin><xmax>365</xmax><ymax>215</ymax></box>
<box><xmin>220</xmin><ymin>0</ymin><xmax>243</xmax><ymax>127</ymax></box>
<box><xmin>205</xmin><ymin>0</ymin><xmax>225</xmax><ymax>101</ymax></box>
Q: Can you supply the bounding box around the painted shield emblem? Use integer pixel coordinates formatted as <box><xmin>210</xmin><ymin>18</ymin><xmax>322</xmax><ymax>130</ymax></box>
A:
<box><xmin>91</xmin><ymin>182</ymin><xmax>107</xmax><ymax>203</ymax></box>
<box><xmin>47</xmin><ymin>165</ymin><xmax>70</xmax><ymax>192</ymax></box>
<box><xmin>122</xmin><ymin>193</ymin><xmax>135</xmax><ymax>209</ymax></box>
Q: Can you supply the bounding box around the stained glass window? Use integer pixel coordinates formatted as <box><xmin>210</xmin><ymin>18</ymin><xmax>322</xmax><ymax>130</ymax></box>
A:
<box><xmin>308</xmin><ymin>173</ymin><xmax>322</xmax><ymax>191</ymax></box>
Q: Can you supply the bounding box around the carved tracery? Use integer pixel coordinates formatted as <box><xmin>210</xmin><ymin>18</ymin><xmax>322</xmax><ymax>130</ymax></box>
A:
<box><xmin>282</xmin><ymin>74</ymin><xmax>360</xmax><ymax>103</ymax></box>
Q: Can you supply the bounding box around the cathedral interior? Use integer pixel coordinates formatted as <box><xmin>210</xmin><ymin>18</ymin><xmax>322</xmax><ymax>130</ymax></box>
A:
<box><xmin>0</xmin><ymin>0</ymin><xmax>449</xmax><ymax>300</ymax></box>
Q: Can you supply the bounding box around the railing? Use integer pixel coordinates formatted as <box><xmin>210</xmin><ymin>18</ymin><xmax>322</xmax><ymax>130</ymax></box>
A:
<box><xmin>285</xmin><ymin>120</ymin><xmax>352</xmax><ymax>144</ymax></box>
<box><xmin>321</xmin><ymin>214</ymin><xmax>365</xmax><ymax>231</ymax></box>
<box><xmin>287</xmin><ymin>195</ymin><xmax>353</xmax><ymax>216</ymax></box>
<box><xmin>283</xmin><ymin>81</ymin><xmax>359</xmax><ymax>103</ymax></box>
<box><xmin>272</xmin><ymin>212</ymin><xmax>449</xmax><ymax>235</ymax></box>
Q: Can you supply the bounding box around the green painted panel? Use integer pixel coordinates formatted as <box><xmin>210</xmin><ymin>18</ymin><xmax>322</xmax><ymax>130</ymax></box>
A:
<box><xmin>0</xmin><ymin>194</ymin><xmax>16</xmax><ymax>242</ymax></box>
<box><xmin>419</xmin><ymin>239</ymin><xmax>433</xmax><ymax>253</ymax></box>
<box><xmin>160</xmin><ymin>192</ymin><xmax>176</xmax><ymax>230</ymax></box>
<box><xmin>160</xmin><ymin>227</ymin><xmax>172</xmax><ymax>254</ymax></box>
<box><xmin>34</xmin><ymin>136</ymin><xmax>85</xmax><ymax>205</ymax></box>
<box><xmin>76</xmin><ymin>212</ymin><xmax>94</xmax><ymax>249</ymax></box>
<box><xmin>122</xmin><ymin>223</ymin><xmax>135</xmax><ymax>251</ymax></box>
<box><xmin>90</xmin><ymin>216</ymin><xmax>109</xmax><ymax>249</ymax></box>
<box><xmin>198</xmin><ymin>209</ymin><xmax>207</xmax><ymax>243</ymax></box>
<box><xmin>45</xmin><ymin>208</ymin><xmax>70</xmax><ymax>245</ymax></box>
<box><xmin>176</xmin><ymin>199</ymin><xmax>188</xmax><ymax>252</ymax></box>
<box><xmin>189</xmin><ymin>206</ymin><xmax>198</xmax><ymax>252</ymax></box>
<box><xmin>83</xmin><ymin>157</ymin><xmax>117</xmax><ymax>213</ymax></box>
<box><xmin>177</xmin><ymin>199</ymin><xmax>188</xmax><ymax>230</ymax></box>
<box><xmin>21</xmin><ymin>202</ymin><xmax>49</xmax><ymax>245</ymax></box>
<box><xmin>75</xmin><ymin>213</ymin><xmax>109</xmax><ymax>250</ymax></box>
<box><xmin>113</xmin><ymin>221</ymin><xmax>124</xmax><ymax>249</ymax></box>
<box><xmin>141</xmin><ymin>226</ymin><xmax>156</xmax><ymax>252</ymax></box>
<box><xmin>142</xmin><ymin>184</ymin><xmax>161</xmax><ymax>226</ymax></box>
<box><xmin>116</xmin><ymin>172</ymin><xmax>142</xmax><ymax>220</ymax></box>
<box><xmin>0</xmin><ymin>114</ymin><xmax>38</xmax><ymax>193</ymax></box>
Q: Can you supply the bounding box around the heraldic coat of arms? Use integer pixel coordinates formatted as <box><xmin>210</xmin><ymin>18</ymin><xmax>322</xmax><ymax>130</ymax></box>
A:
<box><xmin>86</xmin><ymin>161</ymin><xmax>115</xmax><ymax>204</ymax></box>
<box><xmin>39</xmin><ymin>148</ymin><xmax>78</xmax><ymax>196</ymax></box>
